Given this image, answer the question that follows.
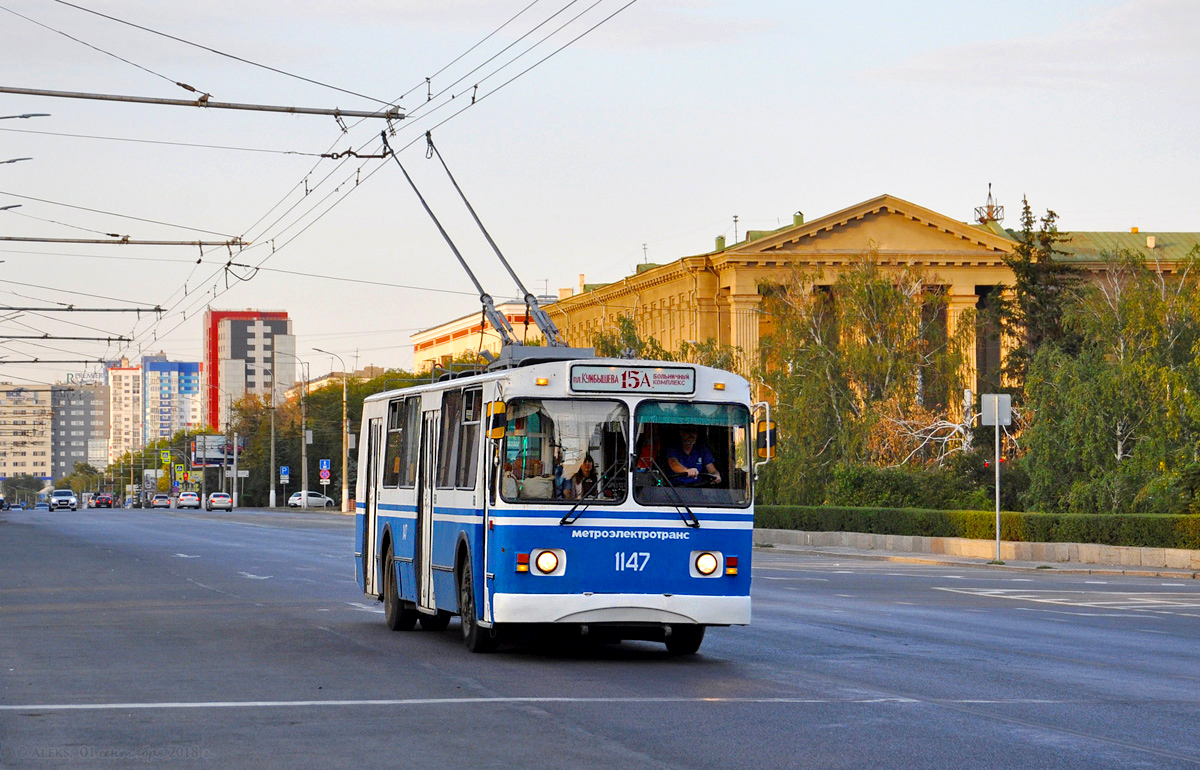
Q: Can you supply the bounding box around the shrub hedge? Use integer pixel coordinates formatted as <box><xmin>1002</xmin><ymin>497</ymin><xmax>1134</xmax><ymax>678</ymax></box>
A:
<box><xmin>756</xmin><ymin>505</ymin><xmax>1200</xmax><ymax>550</ymax></box>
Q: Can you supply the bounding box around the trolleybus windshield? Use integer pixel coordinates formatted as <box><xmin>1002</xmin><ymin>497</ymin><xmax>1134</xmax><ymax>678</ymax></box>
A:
<box><xmin>500</xmin><ymin>399</ymin><xmax>629</xmax><ymax>504</ymax></box>
<box><xmin>633</xmin><ymin>401</ymin><xmax>751</xmax><ymax>507</ymax></box>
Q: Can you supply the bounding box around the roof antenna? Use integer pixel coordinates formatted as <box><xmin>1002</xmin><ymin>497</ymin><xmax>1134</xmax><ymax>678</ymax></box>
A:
<box><xmin>975</xmin><ymin>183</ymin><xmax>1004</xmax><ymax>225</ymax></box>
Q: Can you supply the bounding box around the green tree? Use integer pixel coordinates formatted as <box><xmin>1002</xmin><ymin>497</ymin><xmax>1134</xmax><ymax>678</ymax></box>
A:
<box><xmin>755</xmin><ymin>253</ymin><xmax>975</xmax><ymax>503</ymax></box>
<box><xmin>1023</xmin><ymin>247</ymin><xmax>1200</xmax><ymax>512</ymax></box>
<box><xmin>999</xmin><ymin>197</ymin><xmax>1084</xmax><ymax>389</ymax></box>
<box><xmin>4</xmin><ymin>473</ymin><xmax>47</xmax><ymax>505</ymax></box>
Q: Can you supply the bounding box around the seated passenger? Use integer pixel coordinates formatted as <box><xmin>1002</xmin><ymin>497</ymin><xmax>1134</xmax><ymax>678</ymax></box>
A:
<box><xmin>566</xmin><ymin>454</ymin><xmax>600</xmax><ymax>499</ymax></box>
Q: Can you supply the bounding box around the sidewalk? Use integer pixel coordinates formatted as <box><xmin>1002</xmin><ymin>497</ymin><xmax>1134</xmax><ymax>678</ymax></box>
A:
<box><xmin>754</xmin><ymin>528</ymin><xmax>1200</xmax><ymax>579</ymax></box>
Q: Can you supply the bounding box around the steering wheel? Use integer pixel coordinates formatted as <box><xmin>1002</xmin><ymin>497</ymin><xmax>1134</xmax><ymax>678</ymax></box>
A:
<box><xmin>670</xmin><ymin>472</ymin><xmax>720</xmax><ymax>488</ymax></box>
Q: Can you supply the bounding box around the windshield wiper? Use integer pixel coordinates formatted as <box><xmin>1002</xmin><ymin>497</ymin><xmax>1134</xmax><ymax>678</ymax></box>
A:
<box><xmin>648</xmin><ymin>459</ymin><xmax>700</xmax><ymax>528</ymax></box>
<box><xmin>560</xmin><ymin>459</ymin><xmax>627</xmax><ymax>525</ymax></box>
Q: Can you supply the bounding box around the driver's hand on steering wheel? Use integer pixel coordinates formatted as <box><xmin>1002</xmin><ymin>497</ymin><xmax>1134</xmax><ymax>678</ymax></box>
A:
<box><xmin>686</xmin><ymin>467</ymin><xmax>699</xmax><ymax>478</ymax></box>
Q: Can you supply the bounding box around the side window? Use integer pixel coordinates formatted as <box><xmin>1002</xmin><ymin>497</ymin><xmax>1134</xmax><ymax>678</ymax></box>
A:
<box><xmin>437</xmin><ymin>390</ymin><xmax>464</xmax><ymax>488</ymax></box>
<box><xmin>382</xmin><ymin>400</ymin><xmax>404</xmax><ymax>488</ymax></box>
<box><xmin>456</xmin><ymin>389</ymin><xmax>482</xmax><ymax>489</ymax></box>
<box><xmin>400</xmin><ymin>398</ymin><xmax>421</xmax><ymax>487</ymax></box>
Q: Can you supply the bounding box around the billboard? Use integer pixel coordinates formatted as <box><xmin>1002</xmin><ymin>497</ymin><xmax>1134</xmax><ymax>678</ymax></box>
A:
<box><xmin>191</xmin><ymin>435</ymin><xmax>246</xmax><ymax>468</ymax></box>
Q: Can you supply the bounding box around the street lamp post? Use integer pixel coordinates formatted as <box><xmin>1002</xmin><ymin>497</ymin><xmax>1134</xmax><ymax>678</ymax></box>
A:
<box><xmin>274</xmin><ymin>351</ymin><xmax>309</xmax><ymax>509</ymax></box>
<box><xmin>314</xmin><ymin>348</ymin><xmax>349</xmax><ymax>513</ymax></box>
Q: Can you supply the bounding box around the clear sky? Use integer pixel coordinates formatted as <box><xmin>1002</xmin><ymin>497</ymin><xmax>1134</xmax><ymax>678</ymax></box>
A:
<box><xmin>0</xmin><ymin>0</ymin><xmax>1196</xmax><ymax>384</ymax></box>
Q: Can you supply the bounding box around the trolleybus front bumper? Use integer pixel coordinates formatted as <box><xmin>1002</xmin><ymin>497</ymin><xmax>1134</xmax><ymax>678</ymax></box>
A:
<box><xmin>491</xmin><ymin>593</ymin><xmax>749</xmax><ymax>626</ymax></box>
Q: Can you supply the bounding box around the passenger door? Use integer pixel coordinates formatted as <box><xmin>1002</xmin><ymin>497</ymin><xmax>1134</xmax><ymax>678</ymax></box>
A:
<box><xmin>416</xmin><ymin>410</ymin><xmax>439</xmax><ymax>612</ymax></box>
<box><xmin>362</xmin><ymin>417</ymin><xmax>382</xmax><ymax>596</ymax></box>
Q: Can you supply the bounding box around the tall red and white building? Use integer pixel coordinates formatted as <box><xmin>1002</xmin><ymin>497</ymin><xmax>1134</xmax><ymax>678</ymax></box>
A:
<box><xmin>202</xmin><ymin>310</ymin><xmax>295</xmax><ymax>431</ymax></box>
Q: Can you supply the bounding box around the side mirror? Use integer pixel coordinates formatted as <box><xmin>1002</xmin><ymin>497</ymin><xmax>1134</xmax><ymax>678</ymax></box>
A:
<box><xmin>486</xmin><ymin>401</ymin><xmax>507</xmax><ymax>440</ymax></box>
<box><xmin>756</xmin><ymin>420</ymin><xmax>777</xmax><ymax>459</ymax></box>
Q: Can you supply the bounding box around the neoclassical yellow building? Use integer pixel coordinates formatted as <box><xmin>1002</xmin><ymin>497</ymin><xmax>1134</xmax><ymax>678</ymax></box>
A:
<box><xmin>543</xmin><ymin>194</ymin><xmax>1200</xmax><ymax>392</ymax></box>
<box><xmin>409</xmin><ymin>194</ymin><xmax>1200</xmax><ymax>393</ymax></box>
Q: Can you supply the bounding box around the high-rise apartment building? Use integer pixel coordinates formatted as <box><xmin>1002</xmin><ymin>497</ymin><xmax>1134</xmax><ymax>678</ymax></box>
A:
<box><xmin>51</xmin><ymin>383</ymin><xmax>110</xmax><ymax>480</ymax></box>
<box><xmin>202</xmin><ymin>309</ymin><xmax>295</xmax><ymax>431</ymax></box>
<box><xmin>107</xmin><ymin>359</ymin><xmax>142</xmax><ymax>466</ymax></box>
<box><xmin>0</xmin><ymin>384</ymin><xmax>54</xmax><ymax>483</ymax></box>
<box><xmin>142</xmin><ymin>358</ymin><xmax>202</xmax><ymax>443</ymax></box>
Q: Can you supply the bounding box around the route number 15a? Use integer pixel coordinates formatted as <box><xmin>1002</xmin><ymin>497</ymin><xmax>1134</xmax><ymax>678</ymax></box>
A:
<box><xmin>615</xmin><ymin>551</ymin><xmax>650</xmax><ymax>571</ymax></box>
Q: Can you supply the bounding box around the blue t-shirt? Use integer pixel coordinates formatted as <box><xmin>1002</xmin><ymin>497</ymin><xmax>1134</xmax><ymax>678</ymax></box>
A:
<box><xmin>665</xmin><ymin>444</ymin><xmax>715</xmax><ymax>485</ymax></box>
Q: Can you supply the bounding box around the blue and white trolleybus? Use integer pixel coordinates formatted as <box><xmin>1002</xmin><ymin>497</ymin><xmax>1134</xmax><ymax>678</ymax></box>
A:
<box><xmin>355</xmin><ymin>355</ymin><xmax>772</xmax><ymax>653</ymax></box>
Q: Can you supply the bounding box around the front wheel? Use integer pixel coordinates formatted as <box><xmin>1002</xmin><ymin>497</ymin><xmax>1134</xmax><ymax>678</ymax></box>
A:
<box><xmin>458</xmin><ymin>557</ymin><xmax>497</xmax><ymax>653</ymax></box>
<box><xmin>664</xmin><ymin>625</ymin><xmax>705</xmax><ymax>655</ymax></box>
<box><xmin>383</xmin><ymin>549</ymin><xmax>418</xmax><ymax>631</ymax></box>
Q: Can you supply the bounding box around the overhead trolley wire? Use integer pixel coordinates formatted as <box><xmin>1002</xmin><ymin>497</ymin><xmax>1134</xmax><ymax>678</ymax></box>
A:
<box><xmin>0</xmin><ymin>126</ymin><xmax>330</xmax><ymax>157</ymax></box>
<box><xmin>49</xmin><ymin>0</ymin><xmax>398</xmax><ymax>109</ymax></box>
<box><xmin>115</xmin><ymin>0</ymin><xmax>641</xmax><ymax>358</ymax></box>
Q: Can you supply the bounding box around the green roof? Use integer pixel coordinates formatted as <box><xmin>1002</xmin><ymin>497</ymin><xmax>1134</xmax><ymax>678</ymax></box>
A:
<box><xmin>1056</xmin><ymin>232</ymin><xmax>1200</xmax><ymax>263</ymax></box>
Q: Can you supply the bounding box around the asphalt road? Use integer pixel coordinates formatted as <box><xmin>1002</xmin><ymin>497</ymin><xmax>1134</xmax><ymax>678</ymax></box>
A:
<box><xmin>1</xmin><ymin>508</ymin><xmax>1198</xmax><ymax>769</ymax></box>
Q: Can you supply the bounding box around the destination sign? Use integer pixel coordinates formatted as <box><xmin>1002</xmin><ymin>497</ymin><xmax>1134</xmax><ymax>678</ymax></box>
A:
<box><xmin>570</xmin><ymin>365</ymin><xmax>695</xmax><ymax>395</ymax></box>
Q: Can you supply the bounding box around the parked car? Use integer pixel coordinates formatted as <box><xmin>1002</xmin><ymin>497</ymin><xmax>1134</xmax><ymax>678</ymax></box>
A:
<box><xmin>288</xmin><ymin>491</ymin><xmax>335</xmax><ymax>508</ymax></box>
<box><xmin>49</xmin><ymin>489</ymin><xmax>78</xmax><ymax>511</ymax></box>
<box><xmin>177</xmin><ymin>492</ymin><xmax>201</xmax><ymax>510</ymax></box>
<box><xmin>93</xmin><ymin>493</ymin><xmax>114</xmax><ymax>509</ymax></box>
<box><xmin>150</xmin><ymin>494</ymin><xmax>172</xmax><ymax>509</ymax></box>
<box><xmin>206</xmin><ymin>492</ymin><xmax>233</xmax><ymax>512</ymax></box>
<box><xmin>34</xmin><ymin>501</ymin><xmax>50</xmax><ymax>511</ymax></box>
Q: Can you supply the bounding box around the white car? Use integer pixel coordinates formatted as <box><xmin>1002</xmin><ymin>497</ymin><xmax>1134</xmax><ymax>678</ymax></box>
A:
<box><xmin>177</xmin><ymin>492</ymin><xmax>201</xmax><ymax>510</ymax></box>
<box><xmin>49</xmin><ymin>489</ymin><xmax>78</xmax><ymax>511</ymax></box>
<box><xmin>288</xmin><ymin>491</ymin><xmax>335</xmax><ymax>508</ymax></box>
<box><xmin>206</xmin><ymin>492</ymin><xmax>233</xmax><ymax>512</ymax></box>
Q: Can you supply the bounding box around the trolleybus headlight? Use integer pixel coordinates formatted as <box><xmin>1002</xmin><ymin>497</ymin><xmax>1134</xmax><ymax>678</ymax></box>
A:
<box><xmin>534</xmin><ymin>550</ymin><xmax>559</xmax><ymax>574</ymax></box>
<box><xmin>694</xmin><ymin>552</ymin><xmax>719</xmax><ymax>576</ymax></box>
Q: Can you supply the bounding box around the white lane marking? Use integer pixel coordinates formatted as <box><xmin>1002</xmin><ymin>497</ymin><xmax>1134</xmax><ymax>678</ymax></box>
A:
<box><xmin>1162</xmin><ymin>583</ymin><xmax>1188</xmax><ymax>587</ymax></box>
<box><xmin>23</xmin><ymin>695</ymin><xmax>1124</xmax><ymax>712</ymax></box>
<box><xmin>173</xmin><ymin>553</ymin><xmax>200</xmax><ymax>559</ymax></box>
<box><xmin>1010</xmin><ymin>579</ymin><xmax>1033</xmax><ymax>582</ymax></box>
<box><xmin>346</xmin><ymin>602</ymin><xmax>384</xmax><ymax>614</ymax></box>
<box><xmin>941</xmin><ymin>575</ymin><xmax>964</xmax><ymax>580</ymax></box>
<box><xmin>237</xmin><ymin>572</ymin><xmax>272</xmax><ymax>580</ymax></box>
<box><xmin>936</xmin><ymin>587</ymin><xmax>1200</xmax><ymax>616</ymax></box>
<box><xmin>833</xmin><ymin>570</ymin><xmax>855</xmax><ymax>574</ymax></box>
<box><xmin>760</xmin><ymin>576</ymin><xmax>830</xmax><ymax>582</ymax></box>
<box><xmin>1086</xmin><ymin>581</ymin><xmax>1108</xmax><ymax>585</ymax></box>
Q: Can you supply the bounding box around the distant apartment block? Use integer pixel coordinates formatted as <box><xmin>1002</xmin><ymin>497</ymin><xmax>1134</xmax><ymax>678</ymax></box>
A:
<box><xmin>51</xmin><ymin>383</ymin><xmax>109</xmax><ymax>480</ymax></box>
<box><xmin>142</xmin><ymin>357</ymin><xmax>202</xmax><ymax>443</ymax></box>
<box><xmin>203</xmin><ymin>309</ymin><xmax>295</xmax><ymax>430</ymax></box>
<box><xmin>0</xmin><ymin>383</ymin><xmax>54</xmax><ymax>483</ymax></box>
<box><xmin>107</xmin><ymin>360</ymin><xmax>143</xmax><ymax>466</ymax></box>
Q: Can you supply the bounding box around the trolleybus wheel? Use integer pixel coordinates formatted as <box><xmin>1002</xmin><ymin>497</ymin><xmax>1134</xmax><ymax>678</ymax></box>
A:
<box><xmin>458</xmin><ymin>557</ymin><xmax>496</xmax><ymax>653</ymax></box>
<box><xmin>419</xmin><ymin>611</ymin><xmax>452</xmax><ymax>632</ymax></box>
<box><xmin>383</xmin><ymin>549</ymin><xmax>418</xmax><ymax>631</ymax></box>
<box><xmin>664</xmin><ymin>625</ymin><xmax>705</xmax><ymax>655</ymax></box>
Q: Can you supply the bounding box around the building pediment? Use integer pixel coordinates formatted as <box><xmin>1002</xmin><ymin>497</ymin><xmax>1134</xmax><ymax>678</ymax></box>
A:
<box><xmin>722</xmin><ymin>194</ymin><xmax>1015</xmax><ymax>262</ymax></box>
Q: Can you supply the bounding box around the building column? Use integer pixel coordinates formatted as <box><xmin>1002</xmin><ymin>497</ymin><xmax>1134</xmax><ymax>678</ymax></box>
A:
<box><xmin>726</xmin><ymin>294</ymin><xmax>763</xmax><ymax>376</ymax></box>
<box><xmin>946</xmin><ymin>291</ymin><xmax>979</xmax><ymax>413</ymax></box>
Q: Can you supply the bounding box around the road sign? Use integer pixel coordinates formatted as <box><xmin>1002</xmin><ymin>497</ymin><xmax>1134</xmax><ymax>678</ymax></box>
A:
<box><xmin>160</xmin><ymin>451</ymin><xmax>170</xmax><ymax>463</ymax></box>
<box><xmin>237</xmin><ymin>470</ymin><xmax>249</xmax><ymax>478</ymax></box>
<box><xmin>981</xmin><ymin>393</ymin><xmax>1011</xmax><ymax>426</ymax></box>
<box><xmin>319</xmin><ymin>469</ymin><xmax>331</xmax><ymax>480</ymax></box>
<box><xmin>174</xmin><ymin>464</ymin><xmax>184</xmax><ymax>476</ymax></box>
<box><xmin>319</xmin><ymin>459</ymin><xmax>330</xmax><ymax>471</ymax></box>
<box><xmin>280</xmin><ymin>465</ymin><xmax>290</xmax><ymax>478</ymax></box>
<box><xmin>320</xmin><ymin>478</ymin><xmax>329</xmax><ymax>486</ymax></box>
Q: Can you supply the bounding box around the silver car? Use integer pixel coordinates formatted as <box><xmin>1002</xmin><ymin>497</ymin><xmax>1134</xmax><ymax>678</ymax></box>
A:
<box><xmin>206</xmin><ymin>492</ymin><xmax>233</xmax><ymax>512</ymax></box>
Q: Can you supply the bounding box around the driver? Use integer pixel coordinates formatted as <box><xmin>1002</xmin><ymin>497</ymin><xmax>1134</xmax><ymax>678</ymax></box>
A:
<box><xmin>665</xmin><ymin>428</ymin><xmax>721</xmax><ymax>486</ymax></box>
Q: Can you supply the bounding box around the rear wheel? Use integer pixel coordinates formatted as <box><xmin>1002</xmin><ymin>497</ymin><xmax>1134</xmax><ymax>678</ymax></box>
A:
<box><xmin>458</xmin><ymin>557</ymin><xmax>496</xmax><ymax>653</ymax></box>
<box><xmin>664</xmin><ymin>625</ymin><xmax>705</xmax><ymax>655</ymax></box>
<box><xmin>383</xmin><ymin>549</ymin><xmax>418</xmax><ymax>631</ymax></box>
